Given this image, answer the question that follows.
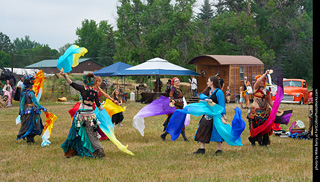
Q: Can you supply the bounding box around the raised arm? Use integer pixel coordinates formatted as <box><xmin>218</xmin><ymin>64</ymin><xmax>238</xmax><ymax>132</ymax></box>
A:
<box><xmin>254</xmin><ymin>70</ymin><xmax>270</xmax><ymax>90</ymax></box>
<box><xmin>60</xmin><ymin>70</ymin><xmax>72</xmax><ymax>84</ymax></box>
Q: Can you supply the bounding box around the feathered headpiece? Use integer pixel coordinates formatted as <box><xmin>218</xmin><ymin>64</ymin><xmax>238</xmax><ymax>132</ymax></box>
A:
<box><xmin>23</xmin><ymin>75</ymin><xmax>35</xmax><ymax>88</ymax></box>
<box><xmin>83</xmin><ymin>75</ymin><xmax>95</xmax><ymax>86</ymax></box>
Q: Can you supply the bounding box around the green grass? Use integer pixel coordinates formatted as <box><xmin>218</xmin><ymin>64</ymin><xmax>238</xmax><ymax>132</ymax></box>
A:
<box><xmin>0</xmin><ymin>101</ymin><xmax>313</xmax><ymax>181</ymax></box>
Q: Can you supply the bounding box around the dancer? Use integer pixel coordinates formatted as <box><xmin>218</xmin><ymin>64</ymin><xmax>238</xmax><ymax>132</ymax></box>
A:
<box><xmin>16</xmin><ymin>76</ymin><xmax>46</xmax><ymax>143</ymax></box>
<box><xmin>161</xmin><ymin>77</ymin><xmax>188</xmax><ymax>141</ymax></box>
<box><xmin>60</xmin><ymin>71</ymin><xmax>106</xmax><ymax>158</ymax></box>
<box><xmin>193</xmin><ymin>76</ymin><xmax>227</xmax><ymax>155</ymax></box>
<box><xmin>2</xmin><ymin>80</ymin><xmax>13</xmax><ymax>107</ymax></box>
<box><xmin>93</xmin><ymin>76</ymin><xmax>115</xmax><ymax>140</ymax></box>
<box><xmin>111</xmin><ymin>89</ymin><xmax>124</xmax><ymax>126</ymax></box>
<box><xmin>247</xmin><ymin>70</ymin><xmax>274</xmax><ymax>146</ymax></box>
<box><xmin>93</xmin><ymin>76</ymin><xmax>115</xmax><ymax>103</ymax></box>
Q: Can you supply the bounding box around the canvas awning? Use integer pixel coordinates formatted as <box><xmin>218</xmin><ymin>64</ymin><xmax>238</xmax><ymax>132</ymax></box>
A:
<box><xmin>94</xmin><ymin>62</ymin><xmax>132</xmax><ymax>76</ymax></box>
<box><xmin>112</xmin><ymin>57</ymin><xmax>200</xmax><ymax>76</ymax></box>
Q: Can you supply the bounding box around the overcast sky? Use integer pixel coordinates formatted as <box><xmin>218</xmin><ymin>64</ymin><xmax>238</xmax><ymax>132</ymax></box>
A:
<box><xmin>0</xmin><ymin>0</ymin><xmax>205</xmax><ymax>50</ymax></box>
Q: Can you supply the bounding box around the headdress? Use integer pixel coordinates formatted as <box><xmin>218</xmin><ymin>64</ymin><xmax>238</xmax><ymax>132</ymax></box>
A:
<box><xmin>83</xmin><ymin>75</ymin><xmax>95</xmax><ymax>86</ymax></box>
<box><xmin>23</xmin><ymin>75</ymin><xmax>35</xmax><ymax>88</ymax></box>
<box><xmin>171</xmin><ymin>77</ymin><xmax>180</xmax><ymax>86</ymax></box>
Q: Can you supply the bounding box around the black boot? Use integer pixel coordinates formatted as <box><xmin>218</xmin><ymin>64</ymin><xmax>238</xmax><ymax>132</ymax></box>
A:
<box><xmin>214</xmin><ymin>150</ymin><xmax>222</xmax><ymax>156</ymax></box>
<box><xmin>26</xmin><ymin>135</ymin><xmax>35</xmax><ymax>144</ymax></box>
<box><xmin>193</xmin><ymin>148</ymin><xmax>205</xmax><ymax>154</ymax></box>
<box><xmin>181</xmin><ymin>131</ymin><xmax>189</xmax><ymax>142</ymax></box>
<box><xmin>93</xmin><ymin>148</ymin><xmax>106</xmax><ymax>158</ymax></box>
<box><xmin>160</xmin><ymin>132</ymin><xmax>168</xmax><ymax>141</ymax></box>
<box><xmin>248</xmin><ymin>136</ymin><xmax>255</xmax><ymax>146</ymax></box>
<box><xmin>261</xmin><ymin>133</ymin><xmax>270</xmax><ymax>147</ymax></box>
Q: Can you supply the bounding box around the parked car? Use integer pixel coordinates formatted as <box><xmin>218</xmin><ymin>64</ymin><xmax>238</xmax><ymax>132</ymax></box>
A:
<box><xmin>282</xmin><ymin>79</ymin><xmax>311</xmax><ymax>104</ymax></box>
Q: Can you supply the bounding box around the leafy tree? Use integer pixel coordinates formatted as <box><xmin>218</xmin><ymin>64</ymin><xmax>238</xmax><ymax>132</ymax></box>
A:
<box><xmin>197</xmin><ymin>0</ymin><xmax>214</xmax><ymax>21</ymax></box>
<box><xmin>0</xmin><ymin>50</ymin><xmax>11</xmax><ymax>68</ymax></box>
<box><xmin>0</xmin><ymin>32</ymin><xmax>13</xmax><ymax>53</ymax></box>
<box><xmin>75</xmin><ymin>19</ymin><xmax>101</xmax><ymax>59</ymax></box>
<box><xmin>12</xmin><ymin>35</ymin><xmax>41</xmax><ymax>52</ymax></box>
<box><xmin>75</xmin><ymin>19</ymin><xmax>116</xmax><ymax>66</ymax></box>
<box><xmin>97</xmin><ymin>20</ymin><xmax>116</xmax><ymax>66</ymax></box>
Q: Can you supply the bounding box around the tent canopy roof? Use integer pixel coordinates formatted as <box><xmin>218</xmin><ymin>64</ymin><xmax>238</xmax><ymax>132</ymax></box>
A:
<box><xmin>112</xmin><ymin>57</ymin><xmax>200</xmax><ymax>76</ymax></box>
<box><xmin>93</xmin><ymin>62</ymin><xmax>132</xmax><ymax>76</ymax></box>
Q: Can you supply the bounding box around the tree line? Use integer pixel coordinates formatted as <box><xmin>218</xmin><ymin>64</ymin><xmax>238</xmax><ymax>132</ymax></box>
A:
<box><xmin>0</xmin><ymin>0</ymin><xmax>313</xmax><ymax>84</ymax></box>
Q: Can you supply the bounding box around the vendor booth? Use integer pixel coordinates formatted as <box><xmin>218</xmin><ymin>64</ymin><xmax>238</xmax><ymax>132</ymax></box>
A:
<box><xmin>113</xmin><ymin>57</ymin><xmax>200</xmax><ymax>103</ymax></box>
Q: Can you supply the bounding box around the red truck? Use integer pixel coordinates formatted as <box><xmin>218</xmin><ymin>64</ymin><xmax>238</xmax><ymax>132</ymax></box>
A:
<box><xmin>281</xmin><ymin>79</ymin><xmax>312</xmax><ymax>104</ymax></box>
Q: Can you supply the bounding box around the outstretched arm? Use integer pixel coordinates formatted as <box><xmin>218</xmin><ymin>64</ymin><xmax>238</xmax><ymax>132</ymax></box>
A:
<box><xmin>60</xmin><ymin>70</ymin><xmax>72</xmax><ymax>84</ymax></box>
<box><xmin>99</xmin><ymin>87</ymin><xmax>114</xmax><ymax>102</ymax></box>
<box><xmin>30</xmin><ymin>91</ymin><xmax>46</xmax><ymax>111</ymax></box>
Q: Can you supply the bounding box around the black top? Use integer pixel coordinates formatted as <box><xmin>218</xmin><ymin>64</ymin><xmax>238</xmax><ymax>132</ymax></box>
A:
<box><xmin>209</xmin><ymin>89</ymin><xmax>219</xmax><ymax>104</ymax></box>
<box><xmin>70</xmin><ymin>82</ymin><xmax>101</xmax><ymax>107</ymax></box>
<box><xmin>243</xmin><ymin>81</ymin><xmax>248</xmax><ymax>91</ymax></box>
<box><xmin>219</xmin><ymin>78</ymin><xmax>224</xmax><ymax>88</ymax></box>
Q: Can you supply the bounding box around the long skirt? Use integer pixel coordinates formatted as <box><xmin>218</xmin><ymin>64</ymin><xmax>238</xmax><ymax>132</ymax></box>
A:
<box><xmin>247</xmin><ymin>107</ymin><xmax>272</xmax><ymax>145</ymax></box>
<box><xmin>61</xmin><ymin>110</ymin><xmax>104</xmax><ymax>158</ymax></box>
<box><xmin>14</xmin><ymin>88</ymin><xmax>21</xmax><ymax>101</ymax></box>
<box><xmin>4</xmin><ymin>91</ymin><xmax>12</xmax><ymax>106</ymax></box>
<box><xmin>194</xmin><ymin>115</ymin><xmax>224</xmax><ymax>143</ymax></box>
<box><xmin>17</xmin><ymin>107</ymin><xmax>43</xmax><ymax>141</ymax></box>
<box><xmin>112</xmin><ymin>112</ymin><xmax>124</xmax><ymax>125</ymax></box>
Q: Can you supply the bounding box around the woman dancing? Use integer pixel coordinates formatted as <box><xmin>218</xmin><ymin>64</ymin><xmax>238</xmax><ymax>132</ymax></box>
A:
<box><xmin>93</xmin><ymin>76</ymin><xmax>116</xmax><ymax>140</ymax></box>
<box><xmin>247</xmin><ymin>70</ymin><xmax>274</xmax><ymax>146</ymax></box>
<box><xmin>160</xmin><ymin>77</ymin><xmax>188</xmax><ymax>141</ymax></box>
<box><xmin>60</xmin><ymin>71</ymin><xmax>105</xmax><ymax>158</ymax></box>
<box><xmin>193</xmin><ymin>76</ymin><xmax>227</xmax><ymax>155</ymax></box>
<box><xmin>17</xmin><ymin>76</ymin><xmax>46</xmax><ymax>143</ymax></box>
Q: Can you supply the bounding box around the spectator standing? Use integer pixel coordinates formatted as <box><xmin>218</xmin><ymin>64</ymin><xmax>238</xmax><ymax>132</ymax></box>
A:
<box><xmin>226</xmin><ymin>86</ymin><xmax>231</xmax><ymax>103</ymax></box>
<box><xmin>3</xmin><ymin>80</ymin><xmax>13</xmax><ymax>107</ymax></box>
<box><xmin>216</xmin><ymin>74</ymin><xmax>225</xmax><ymax>90</ymax></box>
<box><xmin>190</xmin><ymin>76</ymin><xmax>198</xmax><ymax>97</ymax></box>
<box><xmin>244</xmin><ymin>76</ymin><xmax>251</xmax><ymax>109</ymax></box>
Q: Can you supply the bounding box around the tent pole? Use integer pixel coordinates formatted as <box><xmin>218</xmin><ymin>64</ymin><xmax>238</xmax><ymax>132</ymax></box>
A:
<box><xmin>157</xmin><ymin>75</ymin><xmax>159</xmax><ymax>98</ymax></box>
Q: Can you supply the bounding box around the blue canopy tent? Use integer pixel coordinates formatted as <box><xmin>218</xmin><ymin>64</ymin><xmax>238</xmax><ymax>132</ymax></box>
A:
<box><xmin>112</xmin><ymin>57</ymin><xmax>200</xmax><ymax>101</ymax></box>
<box><xmin>93</xmin><ymin>62</ymin><xmax>132</xmax><ymax>76</ymax></box>
<box><xmin>93</xmin><ymin>62</ymin><xmax>132</xmax><ymax>98</ymax></box>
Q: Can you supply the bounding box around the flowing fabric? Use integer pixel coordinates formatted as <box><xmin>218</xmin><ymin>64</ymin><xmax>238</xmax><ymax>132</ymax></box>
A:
<box><xmin>166</xmin><ymin>110</ymin><xmax>187</xmax><ymax>141</ymax></box>
<box><xmin>133</xmin><ymin>95</ymin><xmax>176</xmax><ymax>136</ymax></box>
<box><xmin>103</xmin><ymin>99</ymin><xmax>126</xmax><ymax>116</ymax></box>
<box><xmin>57</xmin><ymin>45</ymin><xmax>88</xmax><ymax>73</ymax></box>
<box><xmin>211</xmin><ymin>107</ymin><xmax>245</xmax><ymax>146</ymax></box>
<box><xmin>272</xmin><ymin>110</ymin><xmax>292</xmax><ymax>131</ymax></box>
<box><xmin>274</xmin><ymin>110</ymin><xmax>292</xmax><ymax>125</ymax></box>
<box><xmin>166</xmin><ymin>100</ymin><xmax>245</xmax><ymax>146</ymax></box>
<box><xmin>69</xmin><ymin>102</ymin><xmax>81</xmax><ymax>119</ymax></box>
<box><xmin>94</xmin><ymin>108</ymin><xmax>134</xmax><ymax>155</ymax></box>
<box><xmin>41</xmin><ymin>112</ymin><xmax>57</xmax><ymax>146</ymax></box>
<box><xmin>32</xmin><ymin>70</ymin><xmax>45</xmax><ymax>101</ymax></box>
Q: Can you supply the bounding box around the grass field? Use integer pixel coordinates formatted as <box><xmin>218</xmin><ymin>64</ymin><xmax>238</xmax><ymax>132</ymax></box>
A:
<box><xmin>0</xmin><ymin>101</ymin><xmax>313</xmax><ymax>181</ymax></box>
